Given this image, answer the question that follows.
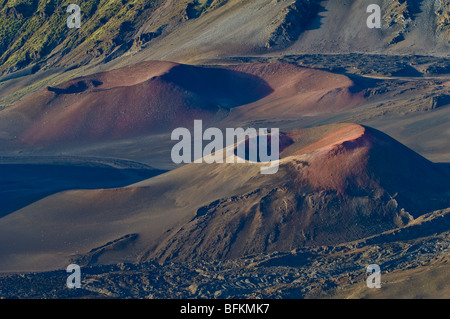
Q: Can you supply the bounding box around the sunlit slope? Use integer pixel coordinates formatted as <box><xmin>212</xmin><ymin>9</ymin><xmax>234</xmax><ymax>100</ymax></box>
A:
<box><xmin>1</xmin><ymin>123</ymin><xmax>448</xmax><ymax>272</ymax></box>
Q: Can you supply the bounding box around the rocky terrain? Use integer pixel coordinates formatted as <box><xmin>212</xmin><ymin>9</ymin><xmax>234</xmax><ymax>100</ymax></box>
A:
<box><xmin>2</xmin><ymin>207</ymin><xmax>450</xmax><ymax>299</ymax></box>
<box><xmin>1</xmin><ymin>0</ymin><xmax>449</xmax><ymax>79</ymax></box>
<box><xmin>0</xmin><ymin>0</ymin><xmax>449</xmax><ymax>300</ymax></box>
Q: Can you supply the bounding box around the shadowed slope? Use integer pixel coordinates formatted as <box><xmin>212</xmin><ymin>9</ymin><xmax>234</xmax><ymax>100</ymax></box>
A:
<box><xmin>150</xmin><ymin>124</ymin><xmax>450</xmax><ymax>262</ymax></box>
<box><xmin>0</xmin><ymin>62</ymin><xmax>366</xmax><ymax>150</ymax></box>
<box><xmin>1</xmin><ymin>124</ymin><xmax>448</xmax><ymax>272</ymax></box>
<box><xmin>0</xmin><ymin>61</ymin><xmax>273</xmax><ymax>147</ymax></box>
<box><xmin>0</xmin><ymin>157</ymin><xmax>165</xmax><ymax>217</ymax></box>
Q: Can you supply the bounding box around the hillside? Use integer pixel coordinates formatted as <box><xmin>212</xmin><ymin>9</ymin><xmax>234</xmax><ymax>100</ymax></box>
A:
<box><xmin>0</xmin><ymin>0</ymin><xmax>449</xmax><ymax>300</ymax></box>
<box><xmin>1</xmin><ymin>123</ymin><xmax>448</xmax><ymax>272</ymax></box>
<box><xmin>1</xmin><ymin>0</ymin><xmax>448</xmax><ymax>78</ymax></box>
<box><xmin>0</xmin><ymin>62</ymin><xmax>363</xmax><ymax>149</ymax></box>
<box><xmin>149</xmin><ymin>123</ymin><xmax>450</xmax><ymax>262</ymax></box>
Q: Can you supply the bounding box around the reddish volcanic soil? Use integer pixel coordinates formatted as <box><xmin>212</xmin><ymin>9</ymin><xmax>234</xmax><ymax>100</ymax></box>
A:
<box><xmin>148</xmin><ymin>123</ymin><xmax>450</xmax><ymax>262</ymax></box>
<box><xmin>0</xmin><ymin>61</ymin><xmax>364</xmax><ymax>148</ymax></box>
<box><xmin>2</xmin><ymin>61</ymin><xmax>233</xmax><ymax>146</ymax></box>
<box><xmin>284</xmin><ymin>124</ymin><xmax>372</xmax><ymax>195</ymax></box>
<box><xmin>288</xmin><ymin>124</ymin><xmax>366</xmax><ymax>156</ymax></box>
<box><xmin>1</xmin><ymin>61</ymin><xmax>273</xmax><ymax>147</ymax></box>
<box><xmin>279</xmin><ymin>123</ymin><xmax>450</xmax><ymax>216</ymax></box>
<box><xmin>0</xmin><ymin>122</ymin><xmax>449</xmax><ymax>270</ymax></box>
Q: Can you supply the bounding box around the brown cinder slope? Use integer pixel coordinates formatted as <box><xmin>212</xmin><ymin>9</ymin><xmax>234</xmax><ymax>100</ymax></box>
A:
<box><xmin>0</xmin><ymin>61</ymin><xmax>273</xmax><ymax>147</ymax></box>
<box><xmin>0</xmin><ymin>62</ymin><xmax>365</xmax><ymax>150</ymax></box>
<box><xmin>150</xmin><ymin>123</ymin><xmax>450</xmax><ymax>263</ymax></box>
<box><xmin>0</xmin><ymin>123</ymin><xmax>448</xmax><ymax>272</ymax></box>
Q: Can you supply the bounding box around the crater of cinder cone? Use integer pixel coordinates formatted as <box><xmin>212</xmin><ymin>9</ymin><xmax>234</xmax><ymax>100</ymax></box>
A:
<box><xmin>279</xmin><ymin>123</ymin><xmax>450</xmax><ymax>216</ymax></box>
<box><xmin>21</xmin><ymin>77</ymin><xmax>224</xmax><ymax>145</ymax></box>
<box><xmin>1</xmin><ymin>123</ymin><xmax>449</xmax><ymax>269</ymax></box>
<box><xmin>3</xmin><ymin>61</ymin><xmax>279</xmax><ymax>147</ymax></box>
<box><xmin>234</xmin><ymin>132</ymin><xmax>295</xmax><ymax>162</ymax></box>
<box><xmin>148</xmin><ymin>125</ymin><xmax>450</xmax><ymax>263</ymax></box>
<box><xmin>1</xmin><ymin>61</ymin><xmax>185</xmax><ymax>145</ymax></box>
<box><xmin>1</xmin><ymin>62</ymin><xmax>365</xmax><ymax>148</ymax></box>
